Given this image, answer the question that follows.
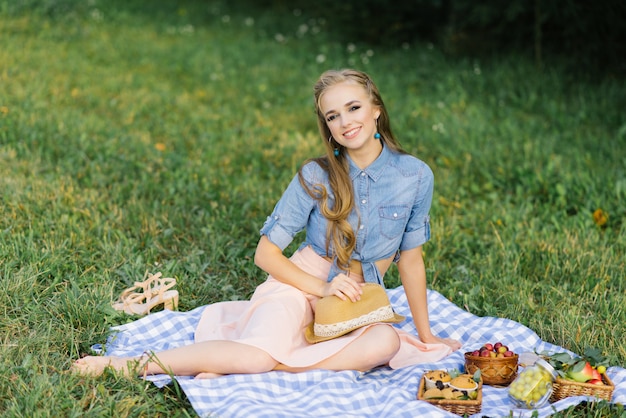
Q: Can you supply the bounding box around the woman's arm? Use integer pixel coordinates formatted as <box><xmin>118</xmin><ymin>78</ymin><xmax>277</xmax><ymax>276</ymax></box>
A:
<box><xmin>254</xmin><ymin>236</ymin><xmax>363</xmax><ymax>302</ymax></box>
<box><xmin>397</xmin><ymin>246</ymin><xmax>461</xmax><ymax>350</ymax></box>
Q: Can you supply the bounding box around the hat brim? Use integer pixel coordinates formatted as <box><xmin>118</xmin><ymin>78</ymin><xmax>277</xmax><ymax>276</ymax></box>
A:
<box><xmin>305</xmin><ymin>312</ymin><xmax>405</xmax><ymax>344</ymax></box>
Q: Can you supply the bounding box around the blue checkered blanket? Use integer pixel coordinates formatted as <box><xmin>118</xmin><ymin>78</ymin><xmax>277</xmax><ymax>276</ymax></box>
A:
<box><xmin>101</xmin><ymin>287</ymin><xmax>626</xmax><ymax>417</ymax></box>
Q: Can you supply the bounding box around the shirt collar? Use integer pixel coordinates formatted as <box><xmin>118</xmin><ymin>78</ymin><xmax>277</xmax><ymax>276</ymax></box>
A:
<box><xmin>347</xmin><ymin>142</ymin><xmax>391</xmax><ymax>182</ymax></box>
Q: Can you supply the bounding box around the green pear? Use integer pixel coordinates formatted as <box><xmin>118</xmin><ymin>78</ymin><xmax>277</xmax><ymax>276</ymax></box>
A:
<box><xmin>566</xmin><ymin>361</ymin><xmax>594</xmax><ymax>383</ymax></box>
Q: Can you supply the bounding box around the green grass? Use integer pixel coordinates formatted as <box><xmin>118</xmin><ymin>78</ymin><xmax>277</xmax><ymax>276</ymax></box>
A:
<box><xmin>1</xmin><ymin>1</ymin><xmax>625</xmax><ymax>416</ymax></box>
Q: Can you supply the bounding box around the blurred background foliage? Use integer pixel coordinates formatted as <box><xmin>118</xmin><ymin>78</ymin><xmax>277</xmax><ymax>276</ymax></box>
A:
<box><xmin>4</xmin><ymin>0</ymin><xmax>624</xmax><ymax>78</ymax></box>
<box><xmin>263</xmin><ymin>0</ymin><xmax>626</xmax><ymax>78</ymax></box>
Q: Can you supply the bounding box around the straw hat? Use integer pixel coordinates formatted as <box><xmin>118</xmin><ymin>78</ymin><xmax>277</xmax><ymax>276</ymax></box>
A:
<box><xmin>305</xmin><ymin>283</ymin><xmax>405</xmax><ymax>344</ymax></box>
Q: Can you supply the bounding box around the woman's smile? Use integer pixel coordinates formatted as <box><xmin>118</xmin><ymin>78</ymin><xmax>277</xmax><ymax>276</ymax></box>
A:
<box><xmin>343</xmin><ymin>126</ymin><xmax>361</xmax><ymax>139</ymax></box>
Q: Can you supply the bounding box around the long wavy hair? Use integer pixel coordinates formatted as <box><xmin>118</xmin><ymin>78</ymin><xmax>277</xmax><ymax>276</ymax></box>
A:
<box><xmin>298</xmin><ymin>69</ymin><xmax>407</xmax><ymax>269</ymax></box>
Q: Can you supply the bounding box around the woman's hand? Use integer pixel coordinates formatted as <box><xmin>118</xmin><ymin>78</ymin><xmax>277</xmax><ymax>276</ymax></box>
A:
<box><xmin>323</xmin><ymin>273</ymin><xmax>364</xmax><ymax>302</ymax></box>
<box><xmin>421</xmin><ymin>335</ymin><xmax>462</xmax><ymax>351</ymax></box>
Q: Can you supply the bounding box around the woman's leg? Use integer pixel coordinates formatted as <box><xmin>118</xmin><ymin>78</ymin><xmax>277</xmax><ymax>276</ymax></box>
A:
<box><xmin>72</xmin><ymin>340</ymin><xmax>279</xmax><ymax>377</ymax></box>
<box><xmin>274</xmin><ymin>324</ymin><xmax>401</xmax><ymax>373</ymax></box>
<box><xmin>72</xmin><ymin>324</ymin><xmax>400</xmax><ymax>377</ymax></box>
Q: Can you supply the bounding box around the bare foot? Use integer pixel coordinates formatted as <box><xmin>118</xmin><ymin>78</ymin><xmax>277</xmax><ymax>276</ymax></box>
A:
<box><xmin>194</xmin><ymin>372</ymin><xmax>224</xmax><ymax>379</ymax></box>
<box><xmin>71</xmin><ymin>355</ymin><xmax>141</xmax><ymax>377</ymax></box>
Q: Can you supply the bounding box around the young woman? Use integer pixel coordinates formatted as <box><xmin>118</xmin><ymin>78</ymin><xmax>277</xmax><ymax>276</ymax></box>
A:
<box><xmin>72</xmin><ymin>69</ymin><xmax>461</xmax><ymax>378</ymax></box>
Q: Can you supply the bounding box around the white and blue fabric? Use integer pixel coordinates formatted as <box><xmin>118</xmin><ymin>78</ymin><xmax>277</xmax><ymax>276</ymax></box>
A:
<box><xmin>100</xmin><ymin>287</ymin><xmax>626</xmax><ymax>418</ymax></box>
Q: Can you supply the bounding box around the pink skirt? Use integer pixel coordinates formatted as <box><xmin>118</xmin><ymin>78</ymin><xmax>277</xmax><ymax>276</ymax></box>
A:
<box><xmin>194</xmin><ymin>246</ymin><xmax>453</xmax><ymax>369</ymax></box>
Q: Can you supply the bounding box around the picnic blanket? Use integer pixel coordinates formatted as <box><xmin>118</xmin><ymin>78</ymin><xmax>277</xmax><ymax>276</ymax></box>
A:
<box><xmin>100</xmin><ymin>287</ymin><xmax>626</xmax><ymax>417</ymax></box>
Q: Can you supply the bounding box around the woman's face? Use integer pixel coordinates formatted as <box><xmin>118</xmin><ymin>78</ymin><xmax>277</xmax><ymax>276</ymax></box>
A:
<box><xmin>319</xmin><ymin>81</ymin><xmax>381</xmax><ymax>159</ymax></box>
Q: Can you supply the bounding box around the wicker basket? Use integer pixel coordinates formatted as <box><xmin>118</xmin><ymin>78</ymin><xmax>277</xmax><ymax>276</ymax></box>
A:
<box><xmin>417</xmin><ymin>375</ymin><xmax>482</xmax><ymax>416</ymax></box>
<box><xmin>464</xmin><ymin>352</ymin><xmax>519</xmax><ymax>386</ymax></box>
<box><xmin>550</xmin><ymin>373</ymin><xmax>614</xmax><ymax>402</ymax></box>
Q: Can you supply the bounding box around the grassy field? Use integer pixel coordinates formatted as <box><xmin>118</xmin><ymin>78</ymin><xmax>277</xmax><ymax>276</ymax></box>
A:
<box><xmin>1</xmin><ymin>1</ymin><xmax>625</xmax><ymax>416</ymax></box>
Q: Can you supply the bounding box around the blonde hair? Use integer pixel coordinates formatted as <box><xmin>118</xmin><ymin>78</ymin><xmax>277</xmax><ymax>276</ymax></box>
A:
<box><xmin>298</xmin><ymin>69</ymin><xmax>406</xmax><ymax>269</ymax></box>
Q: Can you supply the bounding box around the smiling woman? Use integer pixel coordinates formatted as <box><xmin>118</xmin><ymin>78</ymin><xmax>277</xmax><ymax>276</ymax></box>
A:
<box><xmin>72</xmin><ymin>68</ymin><xmax>461</xmax><ymax>378</ymax></box>
<box><xmin>321</xmin><ymin>83</ymin><xmax>381</xmax><ymax>165</ymax></box>
<box><xmin>2</xmin><ymin>1</ymin><xmax>625</xmax><ymax>416</ymax></box>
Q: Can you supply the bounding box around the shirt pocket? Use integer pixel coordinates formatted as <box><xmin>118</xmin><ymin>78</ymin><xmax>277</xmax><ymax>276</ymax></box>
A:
<box><xmin>378</xmin><ymin>204</ymin><xmax>410</xmax><ymax>239</ymax></box>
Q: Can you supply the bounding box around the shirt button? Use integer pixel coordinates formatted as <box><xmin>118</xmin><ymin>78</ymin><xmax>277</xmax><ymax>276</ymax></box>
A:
<box><xmin>393</xmin><ymin>213</ymin><xmax>398</xmax><ymax>218</ymax></box>
<box><xmin>361</xmin><ymin>199</ymin><xmax>367</xmax><ymax>204</ymax></box>
<box><xmin>361</xmin><ymin>172</ymin><xmax>366</xmax><ymax>177</ymax></box>
<box><xmin>359</xmin><ymin>225</ymin><xmax>364</xmax><ymax>230</ymax></box>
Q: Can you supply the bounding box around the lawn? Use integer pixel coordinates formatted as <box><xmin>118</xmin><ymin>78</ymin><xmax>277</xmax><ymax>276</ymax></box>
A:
<box><xmin>1</xmin><ymin>0</ymin><xmax>624</xmax><ymax>416</ymax></box>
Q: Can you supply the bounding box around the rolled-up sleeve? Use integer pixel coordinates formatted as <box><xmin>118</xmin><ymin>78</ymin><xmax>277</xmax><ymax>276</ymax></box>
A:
<box><xmin>260</xmin><ymin>165</ymin><xmax>318</xmax><ymax>251</ymax></box>
<box><xmin>399</xmin><ymin>163</ymin><xmax>434</xmax><ymax>251</ymax></box>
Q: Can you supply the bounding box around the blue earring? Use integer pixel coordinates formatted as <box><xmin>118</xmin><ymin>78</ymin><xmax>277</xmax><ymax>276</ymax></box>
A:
<box><xmin>329</xmin><ymin>135</ymin><xmax>340</xmax><ymax>157</ymax></box>
<box><xmin>374</xmin><ymin>132</ymin><xmax>381</xmax><ymax>139</ymax></box>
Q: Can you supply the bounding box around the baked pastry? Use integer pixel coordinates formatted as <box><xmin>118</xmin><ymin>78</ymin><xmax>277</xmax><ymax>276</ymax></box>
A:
<box><xmin>422</xmin><ymin>388</ymin><xmax>444</xmax><ymax>399</ymax></box>
<box><xmin>424</xmin><ymin>370</ymin><xmax>452</xmax><ymax>390</ymax></box>
<box><xmin>441</xmin><ymin>387</ymin><xmax>464</xmax><ymax>400</ymax></box>
<box><xmin>450</xmin><ymin>375</ymin><xmax>477</xmax><ymax>389</ymax></box>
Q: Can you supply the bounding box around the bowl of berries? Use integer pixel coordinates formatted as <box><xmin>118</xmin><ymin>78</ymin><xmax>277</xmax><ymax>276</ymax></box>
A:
<box><xmin>465</xmin><ymin>342</ymin><xmax>519</xmax><ymax>386</ymax></box>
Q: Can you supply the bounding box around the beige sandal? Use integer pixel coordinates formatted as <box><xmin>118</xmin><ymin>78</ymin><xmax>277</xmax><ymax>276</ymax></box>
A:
<box><xmin>112</xmin><ymin>271</ymin><xmax>179</xmax><ymax>315</ymax></box>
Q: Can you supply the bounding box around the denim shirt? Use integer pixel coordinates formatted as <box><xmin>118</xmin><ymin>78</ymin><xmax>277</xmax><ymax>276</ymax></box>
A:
<box><xmin>259</xmin><ymin>143</ymin><xmax>433</xmax><ymax>288</ymax></box>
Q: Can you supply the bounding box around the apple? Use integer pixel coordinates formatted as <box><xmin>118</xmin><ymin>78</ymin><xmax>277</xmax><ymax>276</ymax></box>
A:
<box><xmin>494</xmin><ymin>342</ymin><xmax>503</xmax><ymax>350</ymax></box>
<box><xmin>471</xmin><ymin>350</ymin><xmax>480</xmax><ymax>357</ymax></box>
<box><xmin>496</xmin><ymin>353</ymin><xmax>505</xmax><ymax>358</ymax></box>
<box><xmin>480</xmin><ymin>349</ymin><xmax>491</xmax><ymax>357</ymax></box>
<box><xmin>489</xmin><ymin>351</ymin><xmax>497</xmax><ymax>358</ymax></box>
<box><xmin>497</xmin><ymin>346</ymin><xmax>508</xmax><ymax>354</ymax></box>
<box><xmin>591</xmin><ymin>368</ymin><xmax>602</xmax><ymax>381</ymax></box>
<box><xmin>484</xmin><ymin>343</ymin><xmax>494</xmax><ymax>352</ymax></box>
<box><xmin>588</xmin><ymin>379</ymin><xmax>604</xmax><ymax>385</ymax></box>
<box><xmin>503</xmin><ymin>350</ymin><xmax>515</xmax><ymax>357</ymax></box>
<box><xmin>566</xmin><ymin>361</ymin><xmax>595</xmax><ymax>383</ymax></box>
<box><xmin>596</xmin><ymin>365</ymin><xmax>607</xmax><ymax>375</ymax></box>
